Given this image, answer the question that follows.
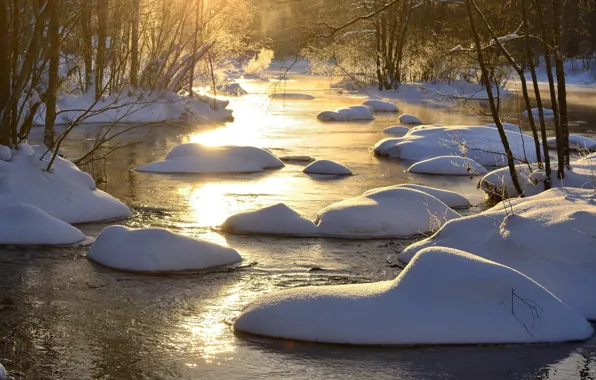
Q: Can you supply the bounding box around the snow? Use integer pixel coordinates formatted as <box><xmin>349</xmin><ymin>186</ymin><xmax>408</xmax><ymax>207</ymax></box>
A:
<box><xmin>398</xmin><ymin>114</ymin><xmax>422</xmax><ymax>124</ymax></box>
<box><xmin>407</xmin><ymin>156</ymin><xmax>487</xmax><ymax>176</ymax></box>
<box><xmin>317</xmin><ymin>106</ymin><xmax>374</xmax><ymax>122</ymax></box>
<box><xmin>137</xmin><ymin>143</ymin><xmax>284</xmax><ymax>174</ymax></box>
<box><xmin>399</xmin><ymin>188</ymin><xmax>596</xmax><ymax>320</ymax></box>
<box><xmin>279</xmin><ymin>155</ymin><xmax>315</xmax><ymax>163</ymax></box>
<box><xmin>0</xmin><ymin>144</ymin><xmax>131</xmax><ymax>224</ymax></box>
<box><xmin>485</xmin><ymin>123</ymin><xmax>522</xmax><ymax>133</ymax></box>
<box><xmin>0</xmin><ymin>204</ymin><xmax>86</xmax><ymax>246</ymax></box>
<box><xmin>221</xmin><ymin>203</ymin><xmax>318</xmax><ymax>236</ymax></box>
<box><xmin>270</xmin><ymin>93</ymin><xmax>315</xmax><ymax>100</ymax></box>
<box><xmin>489</xmin><ymin>33</ymin><xmax>519</xmax><ymax>46</ymax></box>
<box><xmin>0</xmin><ymin>363</ymin><xmax>4</xmax><ymax>380</ymax></box>
<box><xmin>235</xmin><ymin>246</ymin><xmax>593</xmax><ymax>345</ymax></box>
<box><xmin>365</xmin><ymin>184</ymin><xmax>470</xmax><ymax>208</ymax></box>
<box><xmin>383</xmin><ymin>126</ymin><xmax>409</xmax><ymax>136</ymax></box>
<box><xmin>35</xmin><ymin>88</ymin><xmax>233</xmax><ymax>125</ymax></box>
<box><xmin>87</xmin><ymin>225</ymin><xmax>241</xmax><ymax>272</ymax></box>
<box><xmin>450</xmin><ymin>45</ymin><xmax>463</xmax><ymax>52</ymax></box>
<box><xmin>316</xmin><ymin>187</ymin><xmax>460</xmax><ymax>238</ymax></box>
<box><xmin>303</xmin><ymin>160</ymin><xmax>352</xmax><ymax>175</ymax></box>
<box><xmin>0</xmin><ymin>146</ymin><xmax>10</xmax><ymax>161</ymax></box>
<box><xmin>361</xmin><ymin>100</ymin><xmax>399</xmax><ymax>112</ymax></box>
<box><xmin>374</xmin><ymin>125</ymin><xmax>538</xmax><ymax>166</ymax></box>
<box><xmin>546</xmin><ymin>135</ymin><xmax>596</xmax><ymax>151</ymax></box>
<box><xmin>522</xmin><ymin>107</ymin><xmax>554</xmax><ymax>120</ymax></box>
<box><xmin>514</xmin><ymin>57</ymin><xmax>596</xmax><ymax>86</ymax></box>
<box><xmin>478</xmin><ymin>164</ymin><xmax>594</xmax><ymax>198</ymax></box>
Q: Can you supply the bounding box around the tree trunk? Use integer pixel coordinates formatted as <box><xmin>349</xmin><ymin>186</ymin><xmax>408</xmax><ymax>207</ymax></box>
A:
<box><xmin>465</xmin><ymin>0</ymin><xmax>524</xmax><ymax>197</ymax></box>
<box><xmin>95</xmin><ymin>0</ymin><xmax>108</xmax><ymax>100</ymax></box>
<box><xmin>81</xmin><ymin>1</ymin><xmax>93</xmax><ymax>92</ymax></box>
<box><xmin>130</xmin><ymin>0</ymin><xmax>140</xmax><ymax>87</ymax></box>
<box><xmin>552</xmin><ymin>0</ymin><xmax>569</xmax><ymax>169</ymax></box>
<box><xmin>45</xmin><ymin>0</ymin><xmax>61</xmax><ymax>149</ymax></box>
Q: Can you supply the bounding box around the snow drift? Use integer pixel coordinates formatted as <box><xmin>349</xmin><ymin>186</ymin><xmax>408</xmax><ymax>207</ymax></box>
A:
<box><xmin>361</xmin><ymin>100</ymin><xmax>399</xmax><ymax>112</ymax></box>
<box><xmin>88</xmin><ymin>225</ymin><xmax>241</xmax><ymax>272</ymax></box>
<box><xmin>398</xmin><ymin>114</ymin><xmax>422</xmax><ymax>124</ymax></box>
<box><xmin>365</xmin><ymin>184</ymin><xmax>470</xmax><ymax>208</ymax></box>
<box><xmin>317</xmin><ymin>106</ymin><xmax>374</xmax><ymax>122</ymax></box>
<box><xmin>137</xmin><ymin>143</ymin><xmax>284</xmax><ymax>174</ymax></box>
<box><xmin>235</xmin><ymin>246</ymin><xmax>593</xmax><ymax>345</ymax></box>
<box><xmin>399</xmin><ymin>188</ymin><xmax>596</xmax><ymax>320</ymax></box>
<box><xmin>221</xmin><ymin>203</ymin><xmax>318</xmax><ymax>236</ymax></box>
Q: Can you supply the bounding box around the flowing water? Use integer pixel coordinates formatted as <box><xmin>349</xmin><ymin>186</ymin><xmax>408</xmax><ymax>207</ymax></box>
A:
<box><xmin>2</xmin><ymin>73</ymin><xmax>596</xmax><ymax>379</ymax></box>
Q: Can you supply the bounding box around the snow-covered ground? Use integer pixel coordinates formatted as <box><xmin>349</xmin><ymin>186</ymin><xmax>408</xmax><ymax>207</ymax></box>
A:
<box><xmin>235</xmin><ymin>246</ymin><xmax>593</xmax><ymax>345</ymax></box>
<box><xmin>87</xmin><ymin>226</ymin><xmax>241</xmax><ymax>272</ymax></box>
<box><xmin>137</xmin><ymin>143</ymin><xmax>284</xmax><ymax>174</ymax></box>
<box><xmin>34</xmin><ymin>88</ymin><xmax>233</xmax><ymax>126</ymax></box>
<box><xmin>407</xmin><ymin>156</ymin><xmax>487</xmax><ymax>176</ymax></box>
<box><xmin>399</xmin><ymin>188</ymin><xmax>596</xmax><ymax>320</ymax></box>
<box><xmin>366</xmin><ymin>184</ymin><xmax>471</xmax><ymax>208</ymax></box>
<box><xmin>0</xmin><ymin>143</ymin><xmax>130</xmax><ymax>224</ymax></box>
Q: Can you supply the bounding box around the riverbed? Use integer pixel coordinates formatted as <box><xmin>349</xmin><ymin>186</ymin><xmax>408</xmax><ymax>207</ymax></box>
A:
<box><xmin>1</xmin><ymin>73</ymin><xmax>596</xmax><ymax>379</ymax></box>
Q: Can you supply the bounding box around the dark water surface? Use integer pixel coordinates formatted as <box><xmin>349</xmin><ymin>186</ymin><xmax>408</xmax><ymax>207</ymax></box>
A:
<box><xmin>2</xmin><ymin>76</ymin><xmax>596</xmax><ymax>379</ymax></box>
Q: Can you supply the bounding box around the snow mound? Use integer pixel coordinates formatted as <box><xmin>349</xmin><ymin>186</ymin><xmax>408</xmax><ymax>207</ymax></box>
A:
<box><xmin>279</xmin><ymin>155</ymin><xmax>315</xmax><ymax>163</ymax></box>
<box><xmin>398</xmin><ymin>114</ymin><xmax>422</xmax><ymax>124</ymax></box>
<box><xmin>374</xmin><ymin>125</ymin><xmax>538</xmax><ymax>166</ymax></box>
<box><xmin>365</xmin><ymin>184</ymin><xmax>470</xmax><ymax>208</ymax></box>
<box><xmin>137</xmin><ymin>143</ymin><xmax>284</xmax><ymax>174</ymax></box>
<box><xmin>221</xmin><ymin>203</ymin><xmax>317</xmax><ymax>236</ymax></box>
<box><xmin>0</xmin><ymin>363</ymin><xmax>5</xmax><ymax>380</ymax></box>
<box><xmin>407</xmin><ymin>156</ymin><xmax>487</xmax><ymax>176</ymax></box>
<box><xmin>0</xmin><ymin>204</ymin><xmax>86</xmax><ymax>245</ymax></box>
<box><xmin>303</xmin><ymin>160</ymin><xmax>352</xmax><ymax>176</ymax></box>
<box><xmin>235</xmin><ymin>246</ymin><xmax>593</xmax><ymax>345</ymax></box>
<box><xmin>0</xmin><ymin>144</ymin><xmax>130</xmax><ymax>224</ymax></box>
<box><xmin>547</xmin><ymin>135</ymin><xmax>596</xmax><ymax>151</ymax></box>
<box><xmin>316</xmin><ymin>187</ymin><xmax>460</xmax><ymax>238</ymax></box>
<box><xmin>478</xmin><ymin>164</ymin><xmax>594</xmax><ymax>198</ymax></box>
<box><xmin>270</xmin><ymin>93</ymin><xmax>315</xmax><ymax>100</ymax></box>
<box><xmin>216</xmin><ymin>82</ymin><xmax>247</xmax><ymax>96</ymax></box>
<box><xmin>317</xmin><ymin>106</ymin><xmax>374</xmax><ymax>122</ymax></box>
<box><xmin>362</xmin><ymin>100</ymin><xmax>399</xmax><ymax>112</ymax></box>
<box><xmin>88</xmin><ymin>226</ymin><xmax>241</xmax><ymax>272</ymax></box>
<box><xmin>383</xmin><ymin>126</ymin><xmax>409</xmax><ymax>136</ymax></box>
<box><xmin>399</xmin><ymin>188</ymin><xmax>596</xmax><ymax>319</ymax></box>
<box><xmin>522</xmin><ymin>108</ymin><xmax>554</xmax><ymax>120</ymax></box>
<box><xmin>485</xmin><ymin>123</ymin><xmax>522</xmax><ymax>133</ymax></box>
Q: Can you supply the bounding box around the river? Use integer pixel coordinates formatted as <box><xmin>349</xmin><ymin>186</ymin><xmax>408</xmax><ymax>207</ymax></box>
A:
<box><xmin>1</xmin><ymin>73</ymin><xmax>596</xmax><ymax>379</ymax></box>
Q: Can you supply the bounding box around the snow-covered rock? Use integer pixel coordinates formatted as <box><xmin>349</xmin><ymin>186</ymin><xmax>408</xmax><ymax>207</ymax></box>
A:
<box><xmin>365</xmin><ymin>184</ymin><xmax>470</xmax><ymax>208</ymax></box>
<box><xmin>547</xmin><ymin>135</ymin><xmax>596</xmax><ymax>151</ymax></box>
<box><xmin>0</xmin><ymin>204</ymin><xmax>87</xmax><ymax>245</ymax></box>
<box><xmin>383</xmin><ymin>126</ymin><xmax>409</xmax><ymax>136</ymax></box>
<box><xmin>317</xmin><ymin>106</ymin><xmax>374</xmax><ymax>122</ymax></box>
<box><xmin>221</xmin><ymin>203</ymin><xmax>317</xmax><ymax>236</ymax></box>
<box><xmin>374</xmin><ymin>125</ymin><xmax>538</xmax><ymax>166</ymax></box>
<box><xmin>279</xmin><ymin>155</ymin><xmax>315</xmax><ymax>163</ymax></box>
<box><xmin>485</xmin><ymin>123</ymin><xmax>522</xmax><ymax>133</ymax></box>
<box><xmin>303</xmin><ymin>160</ymin><xmax>352</xmax><ymax>176</ymax></box>
<box><xmin>478</xmin><ymin>164</ymin><xmax>594</xmax><ymax>199</ymax></box>
<box><xmin>0</xmin><ymin>144</ymin><xmax>131</xmax><ymax>224</ymax></box>
<box><xmin>216</xmin><ymin>82</ymin><xmax>247</xmax><ymax>96</ymax></box>
<box><xmin>270</xmin><ymin>93</ymin><xmax>315</xmax><ymax>100</ymax></box>
<box><xmin>398</xmin><ymin>114</ymin><xmax>422</xmax><ymax>124</ymax></box>
<box><xmin>399</xmin><ymin>188</ymin><xmax>596</xmax><ymax>319</ymax></box>
<box><xmin>522</xmin><ymin>107</ymin><xmax>554</xmax><ymax>120</ymax></box>
<box><xmin>0</xmin><ymin>363</ymin><xmax>5</xmax><ymax>380</ymax></box>
<box><xmin>0</xmin><ymin>145</ymin><xmax>10</xmax><ymax>161</ymax></box>
<box><xmin>137</xmin><ymin>143</ymin><xmax>284</xmax><ymax>174</ymax></box>
<box><xmin>361</xmin><ymin>100</ymin><xmax>399</xmax><ymax>112</ymax></box>
<box><xmin>87</xmin><ymin>226</ymin><xmax>241</xmax><ymax>272</ymax></box>
<box><xmin>407</xmin><ymin>156</ymin><xmax>487</xmax><ymax>176</ymax></box>
<box><xmin>316</xmin><ymin>187</ymin><xmax>460</xmax><ymax>238</ymax></box>
<box><xmin>235</xmin><ymin>246</ymin><xmax>593</xmax><ymax>345</ymax></box>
